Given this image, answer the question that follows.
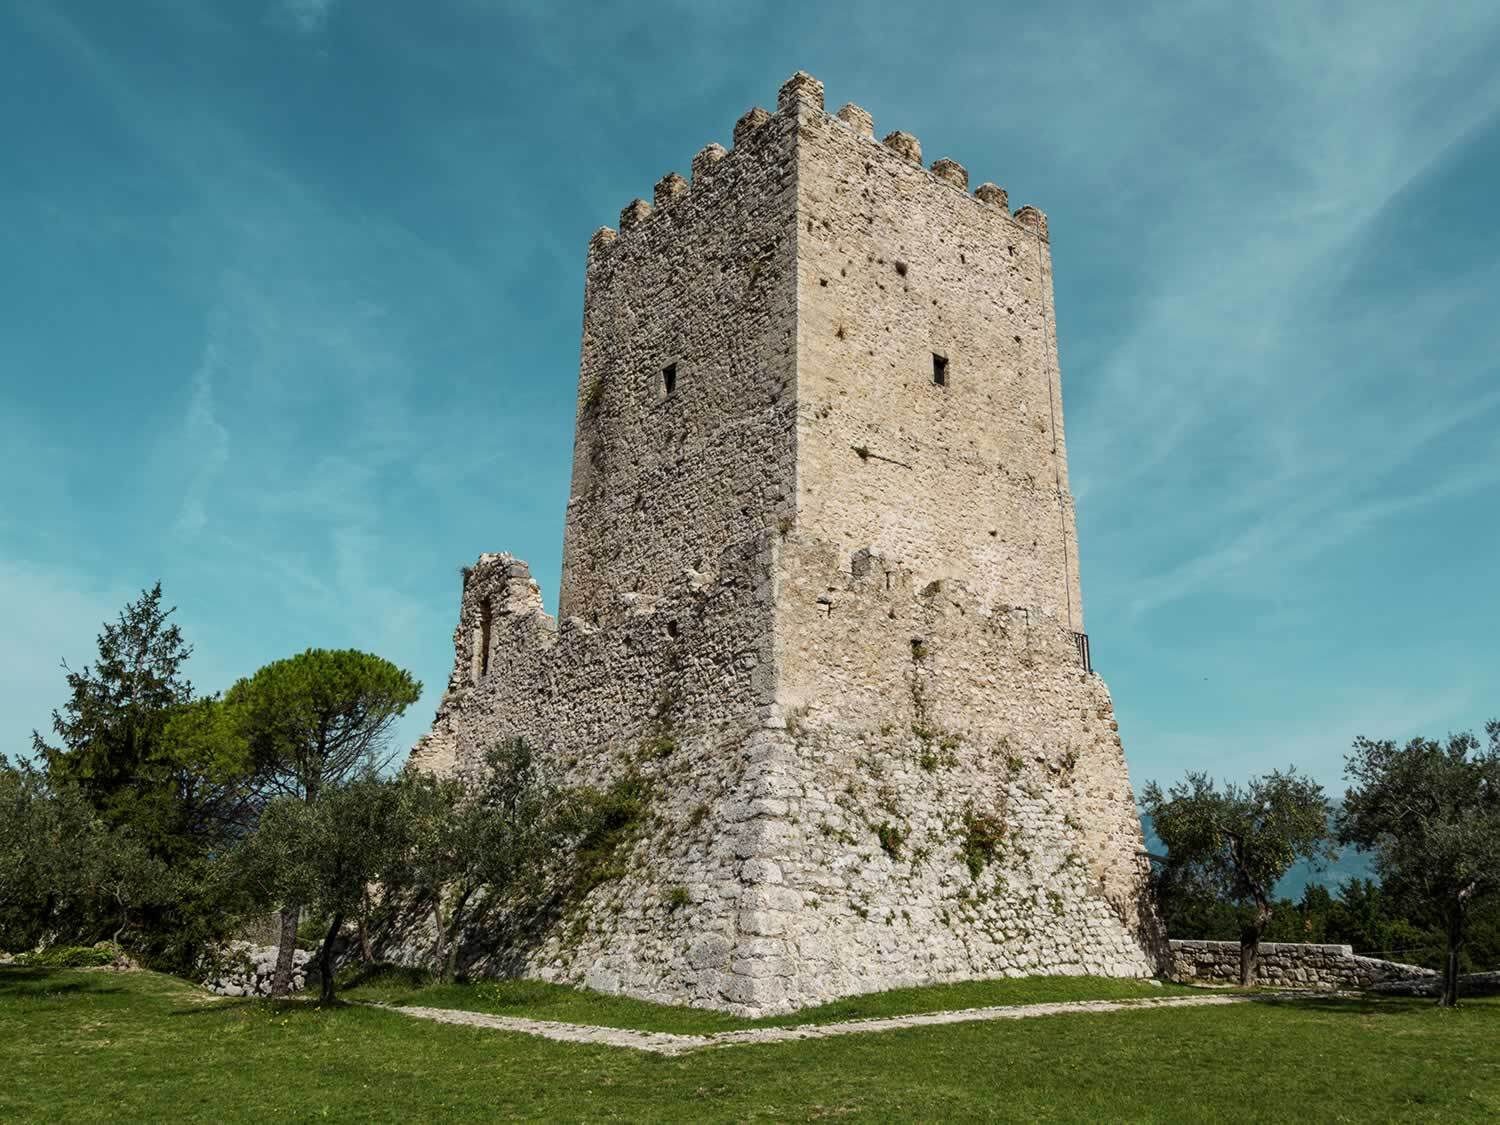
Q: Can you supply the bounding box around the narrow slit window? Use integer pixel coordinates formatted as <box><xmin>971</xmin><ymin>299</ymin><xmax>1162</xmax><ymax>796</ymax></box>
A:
<box><xmin>478</xmin><ymin>597</ymin><xmax>493</xmax><ymax>678</ymax></box>
<box><xmin>932</xmin><ymin>353</ymin><xmax>949</xmax><ymax>386</ymax></box>
<box><xmin>661</xmin><ymin>362</ymin><xmax>678</xmax><ymax>397</ymax></box>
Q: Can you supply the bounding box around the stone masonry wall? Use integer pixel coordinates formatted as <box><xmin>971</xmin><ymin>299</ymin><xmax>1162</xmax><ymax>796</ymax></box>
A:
<box><xmin>412</xmin><ymin>530</ymin><xmax>1160</xmax><ymax>1014</ymax></box>
<box><xmin>558</xmin><ymin>103</ymin><xmax>799</xmax><ymax>622</ymax></box>
<box><xmin>408</xmin><ymin>73</ymin><xmax>1162</xmax><ymax>1015</ymax></box>
<box><xmin>1168</xmin><ymin>940</ymin><xmax>1436</xmax><ymax>990</ymax></box>
<box><xmin>409</xmin><ymin>533</ymin><xmax>777</xmax><ymax>784</ymax></box>
<box><xmin>746</xmin><ymin>534</ymin><xmax>1157</xmax><ymax>1008</ymax></box>
<box><xmin>793</xmin><ymin>86</ymin><xmax>1083</xmax><ymax>628</ymax></box>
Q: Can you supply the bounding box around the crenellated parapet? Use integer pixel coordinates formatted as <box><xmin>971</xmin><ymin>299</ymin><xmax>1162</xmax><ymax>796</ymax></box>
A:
<box><xmin>1013</xmin><ymin>204</ymin><xmax>1049</xmax><ymax>241</ymax></box>
<box><xmin>777</xmin><ymin>70</ymin><xmax>824</xmax><ymax>111</ymax></box>
<box><xmin>589</xmin><ymin>72</ymin><xmax>1053</xmax><ymax>261</ymax></box>
<box><xmin>691</xmin><ymin>142</ymin><xmax>726</xmax><ymax>181</ymax></box>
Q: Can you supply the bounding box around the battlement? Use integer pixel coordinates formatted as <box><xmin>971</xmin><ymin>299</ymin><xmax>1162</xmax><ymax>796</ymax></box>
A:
<box><xmin>565</xmin><ymin>71</ymin><xmax>1080</xmax><ymax>626</ymax></box>
<box><xmin>589</xmin><ymin>71</ymin><xmax>1051</xmax><ymax>265</ymax></box>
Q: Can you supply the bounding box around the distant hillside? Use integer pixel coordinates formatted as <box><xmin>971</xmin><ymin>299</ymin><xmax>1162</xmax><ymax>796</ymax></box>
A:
<box><xmin>1138</xmin><ymin>813</ymin><xmax>1376</xmax><ymax>900</ymax></box>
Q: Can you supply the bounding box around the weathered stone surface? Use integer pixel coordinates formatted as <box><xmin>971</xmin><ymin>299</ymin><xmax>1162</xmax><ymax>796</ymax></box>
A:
<box><xmin>407</xmin><ymin>73</ymin><xmax>1164</xmax><ymax>1016</ymax></box>
<box><xmin>1167</xmin><ymin>940</ymin><xmax>1436</xmax><ymax>991</ymax></box>
<box><xmin>204</xmin><ymin>942</ymin><xmax>311</xmax><ymax>996</ymax></box>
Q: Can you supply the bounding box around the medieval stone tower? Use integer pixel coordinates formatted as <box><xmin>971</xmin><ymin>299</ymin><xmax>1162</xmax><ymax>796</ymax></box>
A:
<box><xmin>410</xmin><ymin>72</ymin><xmax>1162</xmax><ymax>1014</ymax></box>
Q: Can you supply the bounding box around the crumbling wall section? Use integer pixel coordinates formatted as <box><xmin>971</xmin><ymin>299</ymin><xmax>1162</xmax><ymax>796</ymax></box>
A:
<box><xmin>410</xmin><ymin>537</ymin><xmax>776</xmax><ymax>785</ymax></box>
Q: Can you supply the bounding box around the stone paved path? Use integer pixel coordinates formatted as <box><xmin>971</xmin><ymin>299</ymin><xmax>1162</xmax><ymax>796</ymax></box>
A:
<box><xmin>369</xmin><ymin>993</ymin><xmax>1253</xmax><ymax>1056</ymax></box>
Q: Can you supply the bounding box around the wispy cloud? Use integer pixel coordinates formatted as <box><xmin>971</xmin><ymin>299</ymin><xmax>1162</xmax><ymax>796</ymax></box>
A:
<box><xmin>271</xmin><ymin>0</ymin><xmax>336</xmax><ymax>36</ymax></box>
<box><xmin>170</xmin><ymin>347</ymin><xmax>231</xmax><ymax>539</ymax></box>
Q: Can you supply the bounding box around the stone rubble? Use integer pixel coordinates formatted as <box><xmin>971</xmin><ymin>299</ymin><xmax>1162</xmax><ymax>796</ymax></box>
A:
<box><xmin>204</xmin><ymin>942</ymin><xmax>311</xmax><ymax>997</ymax></box>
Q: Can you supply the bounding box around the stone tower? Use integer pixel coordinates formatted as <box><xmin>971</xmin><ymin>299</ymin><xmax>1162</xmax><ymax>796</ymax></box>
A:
<box><xmin>410</xmin><ymin>72</ymin><xmax>1162</xmax><ymax>1015</ymax></box>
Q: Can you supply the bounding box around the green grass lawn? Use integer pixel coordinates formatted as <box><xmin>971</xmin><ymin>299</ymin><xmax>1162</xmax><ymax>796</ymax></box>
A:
<box><xmin>340</xmin><ymin>968</ymin><xmax>1199</xmax><ymax>1034</ymax></box>
<box><xmin>3</xmin><ymin>967</ymin><xmax>1497</xmax><ymax>1123</ymax></box>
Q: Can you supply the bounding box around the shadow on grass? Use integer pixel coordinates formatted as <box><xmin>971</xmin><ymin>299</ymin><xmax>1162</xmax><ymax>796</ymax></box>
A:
<box><xmin>168</xmin><ymin>995</ymin><xmax>361</xmax><ymax>1018</ymax></box>
<box><xmin>336</xmin><ymin>962</ymin><xmax>437</xmax><ymax>991</ymax></box>
<box><xmin>0</xmin><ymin>966</ymin><xmax>124</xmax><ymax>1000</ymax></box>
<box><xmin>1244</xmin><ymin>991</ymin><xmax>1458</xmax><ymax>1017</ymax></box>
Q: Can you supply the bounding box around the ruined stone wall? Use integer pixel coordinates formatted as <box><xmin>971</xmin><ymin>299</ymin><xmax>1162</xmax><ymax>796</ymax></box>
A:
<box><xmin>407</xmin><ymin>72</ymin><xmax>1162</xmax><ymax>1016</ymax></box>
<box><xmin>741</xmin><ymin>534</ymin><xmax>1157</xmax><ymax>1008</ymax></box>
<box><xmin>409</xmin><ymin>538</ymin><xmax>776</xmax><ymax>783</ymax></box>
<box><xmin>791</xmin><ymin>84</ymin><xmax>1082</xmax><ymax>628</ymax></box>
<box><xmin>406</xmin><ymin>537</ymin><xmax>794</xmax><ymax>1012</ymax></box>
<box><xmin>558</xmin><ymin>105</ymin><xmax>800</xmax><ymax>622</ymax></box>
<box><xmin>1167</xmin><ymin>940</ymin><xmax>1436</xmax><ymax>991</ymax></box>
<box><xmin>410</xmin><ymin>530</ymin><xmax>1159</xmax><ymax>1015</ymax></box>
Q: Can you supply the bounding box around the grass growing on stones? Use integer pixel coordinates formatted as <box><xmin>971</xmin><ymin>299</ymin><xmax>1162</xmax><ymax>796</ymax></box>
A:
<box><xmin>343</xmin><ymin>968</ymin><xmax>1197</xmax><ymax>1033</ymax></box>
<box><xmin>4</xmin><ymin>967</ymin><xmax>1499</xmax><ymax>1122</ymax></box>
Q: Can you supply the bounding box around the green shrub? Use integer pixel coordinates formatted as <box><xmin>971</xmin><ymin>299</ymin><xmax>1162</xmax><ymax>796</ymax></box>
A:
<box><xmin>570</xmin><ymin>773</ymin><xmax>650</xmax><ymax>896</ymax></box>
<box><xmin>960</xmin><ymin>809</ymin><xmax>1008</xmax><ymax>878</ymax></box>
<box><xmin>875</xmin><ymin>822</ymin><xmax>907</xmax><ymax>860</ymax></box>
<box><xmin>645</xmin><ymin>734</ymin><xmax>678</xmax><ymax>760</ymax></box>
<box><xmin>18</xmin><ymin>944</ymin><xmax>118</xmax><ymax>968</ymax></box>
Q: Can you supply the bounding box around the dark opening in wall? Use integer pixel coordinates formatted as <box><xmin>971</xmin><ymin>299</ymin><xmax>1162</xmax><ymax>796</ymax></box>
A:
<box><xmin>478</xmin><ymin>597</ymin><xmax>493</xmax><ymax>679</ymax></box>
<box><xmin>932</xmin><ymin>353</ymin><xmax>949</xmax><ymax>386</ymax></box>
<box><xmin>662</xmin><ymin>362</ymin><xmax>678</xmax><ymax>397</ymax></box>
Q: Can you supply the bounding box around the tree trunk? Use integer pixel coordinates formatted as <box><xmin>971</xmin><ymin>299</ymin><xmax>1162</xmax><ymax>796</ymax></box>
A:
<box><xmin>319</xmin><ymin>912</ymin><xmax>343</xmax><ymax>1004</ymax></box>
<box><xmin>443</xmin><ymin>890</ymin><xmax>474</xmax><ymax>984</ymax></box>
<box><xmin>1238</xmin><ymin>916</ymin><xmax>1266</xmax><ymax>987</ymax></box>
<box><xmin>431</xmin><ymin>899</ymin><xmax>447</xmax><ymax>978</ymax></box>
<box><xmin>112</xmin><ymin>893</ymin><xmax>128</xmax><ymax>948</ymax></box>
<box><xmin>271</xmin><ymin>902</ymin><xmax>300</xmax><ymax>998</ymax></box>
<box><xmin>1440</xmin><ymin>909</ymin><xmax>1463</xmax><ymax>1008</ymax></box>
<box><xmin>1238</xmin><ymin>936</ymin><xmax>1259</xmax><ymax>987</ymax></box>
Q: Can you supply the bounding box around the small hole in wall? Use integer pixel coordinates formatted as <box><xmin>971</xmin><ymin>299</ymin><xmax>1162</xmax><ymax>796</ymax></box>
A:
<box><xmin>835</xmin><ymin>325</ymin><xmax>846</xmax><ymax>339</ymax></box>
<box><xmin>894</xmin><ymin>260</ymin><xmax>908</xmax><ymax>277</ymax></box>
<box><xmin>666</xmin><ymin>620</ymin><xmax>679</xmax><ymax>639</ymax></box>
<box><xmin>807</xmin><ymin>219</ymin><xmax>814</xmax><ymax>233</ymax></box>
<box><xmin>960</xmin><ymin>252</ymin><xmax>966</xmax><ymax>264</ymax></box>
<box><xmin>820</xmin><ymin>278</ymin><xmax>829</xmax><ymax>287</ymax></box>
<box><xmin>661</xmin><ymin>362</ymin><xmax>677</xmax><ymax>397</ymax></box>
<box><xmin>932</xmin><ymin>353</ymin><xmax>949</xmax><ymax>387</ymax></box>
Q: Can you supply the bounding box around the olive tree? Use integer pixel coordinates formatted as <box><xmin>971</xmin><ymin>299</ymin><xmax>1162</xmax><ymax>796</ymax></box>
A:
<box><xmin>395</xmin><ymin>740</ymin><xmax>568</xmax><ymax>982</ymax></box>
<box><xmin>1141</xmin><ymin>768</ymin><xmax>1332</xmax><ymax>985</ymax></box>
<box><xmin>224</xmin><ymin>649</ymin><xmax>420</xmax><ymax>995</ymax></box>
<box><xmin>0</xmin><ymin>756</ymin><xmax>165</xmax><ymax>953</ymax></box>
<box><xmin>227</xmin><ymin>777</ymin><xmax>407</xmax><ymax>1002</ymax></box>
<box><xmin>1340</xmin><ymin>724</ymin><xmax>1500</xmax><ymax>1006</ymax></box>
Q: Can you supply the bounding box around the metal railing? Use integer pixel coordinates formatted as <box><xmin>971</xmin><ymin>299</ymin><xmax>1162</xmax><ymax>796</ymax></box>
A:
<box><xmin>1072</xmin><ymin>631</ymin><xmax>1092</xmax><ymax>673</ymax></box>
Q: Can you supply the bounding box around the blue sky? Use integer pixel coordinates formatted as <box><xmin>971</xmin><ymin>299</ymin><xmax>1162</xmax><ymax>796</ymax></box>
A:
<box><xmin>4</xmin><ymin>1</ymin><xmax>1497</xmax><ymax>793</ymax></box>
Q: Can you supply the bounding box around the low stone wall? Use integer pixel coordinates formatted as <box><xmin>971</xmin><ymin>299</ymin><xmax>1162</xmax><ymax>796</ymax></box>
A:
<box><xmin>1371</xmin><ymin>970</ymin><xmax>1500</xmax><ymax>998</ymax></box>
<box><xmin>205</xmin><ymin>942</ymin><xmax>312</xmax><ymax>997</ymax></box>
<box><xmin>1168</xmin><ymin>940</ymin><xmax>1435</xmax><ymax>990</ymax></box>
